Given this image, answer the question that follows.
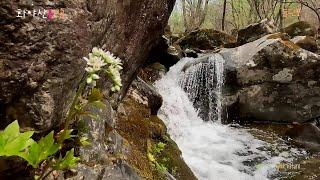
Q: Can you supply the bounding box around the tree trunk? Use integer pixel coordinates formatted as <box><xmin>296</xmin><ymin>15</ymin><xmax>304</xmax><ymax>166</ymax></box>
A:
<box><xmin>182</xmin><ymin>0</ymin><xmax>190</xmax><ymax>32</ymax></box>
<box><xmin>279</xmin><ymin>0</ymin><xmax>284</xmax><ymax>31</ymax></box>
<box><xmin>222</xmin><ymin>0</ymin><xmax>227</xmax><ymax>31</ymax></box>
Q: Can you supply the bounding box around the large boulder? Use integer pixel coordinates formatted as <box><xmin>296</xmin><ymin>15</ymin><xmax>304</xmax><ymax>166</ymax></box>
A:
<box><xmin>291</xmin><ymin>36</ymin><xmax>319</xmax><ymax>53</ymax></box>
<box><xmin>283</xmin><ymin>21</ymin><xmax>317</xmax><ymax>38</ymax></box>
<box><xmin>223</xmin><ymin>35</ymin><xmax>320</xmax><ymax>124</ymax></box>
<box><xmin>0</xmin><ymin>0</ymin><xmax>176</xmax><ymax>178</ymax></box>
<box><xmin>236</xmin><ymin>19</ymin><xmax>276</xmax><ymax>45</ymax></box>
<box><xmin>0</xmin><ymin>0</ymin><xmax>175</xmax><ymax>132</ymax></box>
<box><xmin>177</xmin><ymin>29</ymin><xmax>236</xmax><ymax>50</ymax></box>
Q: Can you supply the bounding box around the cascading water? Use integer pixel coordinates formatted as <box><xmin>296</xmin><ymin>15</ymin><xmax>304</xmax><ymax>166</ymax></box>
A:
<box><xmin>180</xmin><ymin>54</ymin><xmax>225</xmax><ymax>122</ymax></box>
<box><xmin>155</xmin><ymin>56</ymin><xmax>304</xmax><ymax>180</ymax></box>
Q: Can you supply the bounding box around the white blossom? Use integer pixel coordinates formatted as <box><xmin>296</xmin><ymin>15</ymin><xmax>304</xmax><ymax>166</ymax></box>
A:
<box><xmin>84</xmin><ymin>56</ymin><xmax>106</xmax><ymax>72</ymax></box>
<box><xmin>83</xmin><ymin>47</ymin><xmax>123</xmax><ymax>91</ymax></box>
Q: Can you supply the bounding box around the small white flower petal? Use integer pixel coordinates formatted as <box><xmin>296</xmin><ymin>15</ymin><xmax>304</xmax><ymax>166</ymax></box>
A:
<box><xmin>86</xmin><ymin>77</ymin><xmax>93</xmax><ymax>84</ymax></box>
<box><xmin>92</xmin><ymin>74</ymin><xmax>100</xmax><ymax>80</ymax></box>
<box><xmin>85</xmin><ymin>67</ymin><xmax>94</xmax><ymax>73</ymax></box>
<box><xmin>83</xmin><ymin>57</ymin><xmax>89</xmax><ymax>63</ymax></box>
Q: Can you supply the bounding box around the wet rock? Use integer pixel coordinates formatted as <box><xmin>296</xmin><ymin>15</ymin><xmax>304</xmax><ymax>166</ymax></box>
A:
<box><xmin>181</xmin><ymin>34</ymin><xmax>320</xmax><ymax>124</ymax></box>
<box><xmin>130</xmin><ymin>78</ymin><xmax>163</xmax><ymax>115</ymax></box>
<box><xmin>237</xmin><ymin>19</ymin><xmax>276</xmax><ymax>45</ymax></box>
<box><xmin>73</xmin><ymin>100</ymin><xmax>142</xmax><ymax>180</ymax></box>
<box><xmin>283</xmin><ymin>21</ymin><xmax>317</xmax><ymax>38</ymax></box>
<box><xmin>177</xmin><ymin>29</ymin><xmax>236</xmax><ymax>50</ymax></box>
<box><xmin>184</xmin><ymin>49</ymin><xmax>198</xmax><ymax>58</ymax></box>
<box><xmin>285</xmin><ymin>123</ymin><xmax>320</xmax><ymax>151</ymax></box>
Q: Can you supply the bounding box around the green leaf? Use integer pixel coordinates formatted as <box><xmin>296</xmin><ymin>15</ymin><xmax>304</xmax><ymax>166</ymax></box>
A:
<box><xmin>57</xmin><ymin>129</ymin><xmax>75</xmax><ymax>143</ymax></box>
<box><xmin>3</xmin><ymin>120</ymin><xmax>20</xmax><ymax>139</ymax></box>
<box><xmin>79</xmin><ymin>136</ymin><xmax>90</xmax><ymax>146</ymax></box>
<box><xmin>147</xmin><ymin>153</ymin><xmax>156</xmax><ymax>163</ymax></box>
<box><xmin>154</xmin><ymin>142</ymin><xmax>166</xmax><ymax>154</ymax></box>
<box><xmin>77</xmin><ymin>111</ymin><xmax>98</xmax><ymax>120</ymax></box>
<box><xmin>53</xmin><ymin>149</ymin><xmax>80</xmax><ymax>170</ymax></box>
<box><xmin>0</xmin><ymin>121</ymin><xmax>35</xmax><ymax>157</ymax></box>
<box><xmin>89</xmin><ymin>101</ymin><xmax>106</xmax><ymax>109</ymax></box>
<box><xmin>0</xmin><ymin>121</ymin><xmax>80</xmax><ymax>170</ymax></box>
<box><xmin>3</xmin><ymin>131</ymin><xmax>35</xmax><ymax>155</ymax></box>
<box><xmin>21</xmin><ymin>131</ymin><xmax>59</xmax><ymax>168</ymax></box>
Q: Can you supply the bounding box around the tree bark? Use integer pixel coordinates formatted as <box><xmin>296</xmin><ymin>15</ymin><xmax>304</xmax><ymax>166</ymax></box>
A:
<box><xmin>222</xmin><ymin>0</ymin><xmax>227</xmax><ymax>31</ymax></box>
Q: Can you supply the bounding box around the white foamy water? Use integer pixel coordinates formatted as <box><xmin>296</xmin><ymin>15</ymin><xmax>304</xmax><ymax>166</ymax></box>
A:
<box><xmin>180</xmin><ymin>54</ymin><xmax>225</xmax><ymax>122</ymax></box>
<box><xmin>155</xmin><ymin>57</ymin><xmax>303</xmax><ymax>180</ymax></box>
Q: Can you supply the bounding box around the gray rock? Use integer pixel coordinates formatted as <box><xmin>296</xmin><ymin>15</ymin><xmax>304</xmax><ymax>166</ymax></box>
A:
<box><xmin>227</xmin><ymin>35</ymin><xmax>320</xmax><ymax>123</ymax></box>
<box><xmin>71</xmin><ymin>162</ymin><xmax>141</xmax><ymax>180</ymax></box>
<box><xmin>130</xmin><ymin>78</ymin><xmax>163</xmax><ymax>115</ymax></box>
<box><xmin>0</xmin><ymin>0</ymin><xmax>175</xmax><ymax>178</ymax></box>
<box><xmin>272</xmin><ymin>68</ymin><xmax>293</xmax><ymax>83</ymax></box>
<box><xmin>0</xmin><ymin>0</ymin><xmax>175</xmax><ymax>131</ymax></box>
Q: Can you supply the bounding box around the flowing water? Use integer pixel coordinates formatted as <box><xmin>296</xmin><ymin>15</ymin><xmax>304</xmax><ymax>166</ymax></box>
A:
<box><xmin>154</xmin><ymin>56</ymin><xmax>307</xmax><ymax>180</ymax></box>
<box><xmin>180</xmin><ymin>54</ymin><xmax>225</xmax><ymax>122</ymax></box>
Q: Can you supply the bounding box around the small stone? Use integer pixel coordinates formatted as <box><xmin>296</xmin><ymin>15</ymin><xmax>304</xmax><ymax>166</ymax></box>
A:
<box><xmin>272</xmin><ymin>68</ymin><xmax>293</xmax><ymax>83</ymax></box>
<box><xmin>308</xmin><ymin>81</ymin><xmax>317</xmax><ymax>87</ymax></box>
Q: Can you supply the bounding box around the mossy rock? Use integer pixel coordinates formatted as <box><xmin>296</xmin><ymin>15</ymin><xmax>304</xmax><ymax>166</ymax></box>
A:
<box><xmin>178</xmin><ymin>29</ymin><xmax>236</xmax><ymax>50</ymax></box>
<box><xmin>294</xmin><ymin>36</ymin><xmax>318</xmax><ymax>52</ymax></box>
<box><xmin>116</xmin><ymin>90</ymin><xmax>196</xmax><ymax>180</ymax></box>
<box><xmin>237</xmin><ymin>19</ymin><xmax>276</xmax><ymax>45</ymax></box>
<box><xmin>156</xmin><ymin>137</ymin><xmax>197</xmax><ymax>180</ymax></box>
<box><xmin>283</xmin><ymin>21</ymin><xmax>317</xmax><ymax>38</ymax></box>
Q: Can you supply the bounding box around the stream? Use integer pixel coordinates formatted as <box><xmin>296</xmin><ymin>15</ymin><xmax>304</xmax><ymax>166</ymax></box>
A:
<box><xmin>155</xmin><ymin>56</ymin><xmax>318</xmax><ymax>180</ymax></box>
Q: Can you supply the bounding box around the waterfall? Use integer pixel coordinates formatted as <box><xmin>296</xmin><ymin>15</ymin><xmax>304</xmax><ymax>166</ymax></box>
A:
<box><xmin>180</xmin><ymin>54</ymin><xmax>225</xmax><ymax>122</ymax></box>
<box><xmin>154</xmin><ymin>57</ymin><xmax>303</xmax><ymax>180</ymax></box>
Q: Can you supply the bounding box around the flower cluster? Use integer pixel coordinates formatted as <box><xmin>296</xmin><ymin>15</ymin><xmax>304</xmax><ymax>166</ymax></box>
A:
<box><xmin>83</xmin><ymin>48</ymin><xmax>123</xmax><ymax>91</ymax></box>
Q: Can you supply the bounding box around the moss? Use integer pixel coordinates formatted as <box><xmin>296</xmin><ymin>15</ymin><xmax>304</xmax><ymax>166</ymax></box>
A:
<box><xmin>283</xmin><ymin>21</ymin><xmax>316</xmax><ymax>38</ymax></box>
<box><xmin>157</xmin><ymin>136</ymin><xmax>197</xmax><ymax>179</ymax></box>
<box><xmin>116</xmin><ymin>94</ymin><xmax>196</xmax><ymax>180</ymax></box>
<box><xmin>267</xmin><ymin>33</ymin><xmax>300</xmax><ymax>51</ymax></box>
<box><xmin>179</xmin><ymin>28</ymin><xmax>236</xmax><ymax>50</ymax></box>
<box><xmin>267</xmin><ymin>32</ymin><xmax>285</xmax><ymax>40</ymax></box>
<box><xmin>281</xmin><ymin>40</ymin><xmax>300</xmax><ymax>51</ymax></box>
